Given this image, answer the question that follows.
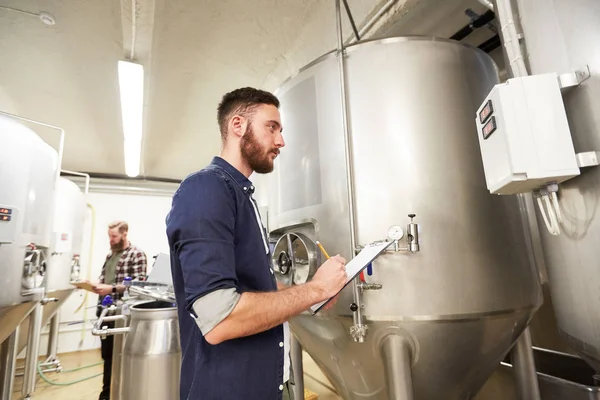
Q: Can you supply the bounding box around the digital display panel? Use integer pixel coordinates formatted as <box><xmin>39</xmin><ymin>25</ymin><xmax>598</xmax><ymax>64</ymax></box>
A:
<box><xmin>482</xmin><ymin>116</ymin><xmax>497</xmax><ymax>139</ymax></box>
<box><xmin>479</xmin><ymin>99</ymin><xmax>494</xmax><ymax>124</ymax></box>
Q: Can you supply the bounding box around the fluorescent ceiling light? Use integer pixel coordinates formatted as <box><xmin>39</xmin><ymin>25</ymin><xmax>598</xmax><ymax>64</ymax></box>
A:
<box><xmin>124</xmin><ymin>139</ymin><xmax>141</xmax><ymax>178</ymax></box>
<box><xmin>118</xmin><ymin>60</ymin><xmax>144</xmax><ymax>177</ymax></box>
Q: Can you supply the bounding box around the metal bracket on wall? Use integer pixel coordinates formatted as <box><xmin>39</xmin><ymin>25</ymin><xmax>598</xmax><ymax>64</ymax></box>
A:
<box><xmin>576</xmin><ymin>151</ymin><xmax>600</xmax><ymax>168</ymax></box>
<box><xmin>559</xmin><ymin>65</ymin><xmax>591</xmax><ymax>92</ymax></box>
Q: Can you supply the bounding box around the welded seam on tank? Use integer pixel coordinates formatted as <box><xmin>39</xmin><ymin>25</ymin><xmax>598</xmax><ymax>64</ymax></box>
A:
<box><xmin>309</xmin><ymin>305</ymin><xmax>538</xmax><ymax>322</ymax></box>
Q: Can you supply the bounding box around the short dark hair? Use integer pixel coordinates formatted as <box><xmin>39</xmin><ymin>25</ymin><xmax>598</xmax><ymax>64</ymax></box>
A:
<box><xmin>217</xmin><ymin>87</ymin><xmax>280</xmax><ymax>141</ymax></box>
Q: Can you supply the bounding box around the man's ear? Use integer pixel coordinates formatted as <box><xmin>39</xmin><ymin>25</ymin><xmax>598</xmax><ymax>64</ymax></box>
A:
<box><xmin>230</xmin><ymin>115</ymin><xmax>248</xmax><ymax>139</ymax></box>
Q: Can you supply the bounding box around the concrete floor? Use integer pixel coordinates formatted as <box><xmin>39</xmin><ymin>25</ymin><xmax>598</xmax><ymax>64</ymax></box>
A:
<box><xmin>11</xmin><ymin>350</ymin><xmax>341</xmax><ymax>400</ymax></box>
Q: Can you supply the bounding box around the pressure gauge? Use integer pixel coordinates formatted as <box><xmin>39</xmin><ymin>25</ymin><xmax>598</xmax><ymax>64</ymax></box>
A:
<box><xmin>387</xmin><ymin>225</ymin><xmax>404</xmax><ymax>241</ymax></box>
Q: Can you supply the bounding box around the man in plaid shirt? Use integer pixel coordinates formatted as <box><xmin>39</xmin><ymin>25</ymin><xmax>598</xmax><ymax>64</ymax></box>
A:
<box><xmin>94</xmin><ymin>220</ymin><xmax>147</xmax><ymax>400</ymax></box>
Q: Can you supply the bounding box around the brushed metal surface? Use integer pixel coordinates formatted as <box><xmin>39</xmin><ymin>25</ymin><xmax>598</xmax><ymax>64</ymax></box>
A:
<box><xmin>477</xmin><ymin>347</ymin><xmax>600</xmax><ymax>400</ymax></box>
<box><xmin>269</xmin><ymin>37</ymin><xmax>542</xmax><ymax>399</ymax></box>
<box><xmin>120</xmin><ymin>300</ymin><xmax>181</xmax><ymax>400</ymax></box>
<box><xmin>515</xmin><ymin>0</ymin><xmax>600</xmax><ymax>373</ymax></box>
<box><xmin>46</xmin><ymin>177</ymin><xmax>87</xmax><ymax>292</ymax></box>
<box><xmin>0</xmin><ymin>302</ymin><xmax>36</xmax><ymax>345</ymax></box>
<box><xmin>16</xmin><ymin>288</ymin><xmax>74</xmax><ymax>354</ymax></box>
<box><xmin>0</xmin><ymin>114</ymin><xmax>57</xmax><ymax>307</ymax></box>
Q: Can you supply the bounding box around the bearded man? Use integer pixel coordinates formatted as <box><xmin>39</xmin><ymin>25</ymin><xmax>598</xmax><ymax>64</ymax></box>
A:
<box><xmin>166</xmin><ymin>87</ymin><xmax>347</xmax><ymax>400</ymax></box>
<box><xmin>94</xmin><ymin>220</ymin><xmax>147</xmax><ymax>400</ymax></box>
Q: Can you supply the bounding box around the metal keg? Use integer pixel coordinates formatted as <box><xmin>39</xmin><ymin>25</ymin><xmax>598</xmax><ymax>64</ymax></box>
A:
<box><xmin>121</xmin><ymin>300</ymin><xmax>181</xmax><ymax>399</ymax></box>
<box><xmin>93</xmin><ymin>298</ymin><xmax>181</xmax><ymax>400</ymax></box>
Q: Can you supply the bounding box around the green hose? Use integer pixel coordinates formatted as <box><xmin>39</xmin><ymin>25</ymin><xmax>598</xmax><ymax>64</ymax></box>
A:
<box><xmin>36</xmin><ymin>361</ymin><xmax>104</xmax><ymax>386</ymax></box>
<box><xmin>61</xmin><ymin>361</ymin><xmax>103</xmax><ymax>373</ymax></box>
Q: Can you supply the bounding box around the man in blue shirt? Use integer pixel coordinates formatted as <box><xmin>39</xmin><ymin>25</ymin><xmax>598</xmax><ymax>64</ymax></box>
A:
<box><xmin>166</xmin><ymin>87</ymin><xmax>348</xmax><ymax>400</ymax></box>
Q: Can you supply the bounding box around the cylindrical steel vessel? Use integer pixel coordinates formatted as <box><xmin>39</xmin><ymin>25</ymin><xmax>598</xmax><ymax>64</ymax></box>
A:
<box><xmin>512</xmin><ymin>0</ymin><xmax>600</xmax><ymax>373</ymax></box>
<box><xmin>46</xmin><ymin>177</ymin><xmax>86</xmax><ymax>291</ymax></box>
<box><xmin>120</xmin><ymin>300</ymin><xmax>181</xmax><ymax>400</ymax></box>
<box><xmin>0</xmin><ymin>115</ymin><xmax>57</xmax><ymax>348</ymax></box>
<box><xmin>0</xmin><ymin>114</ymin><xmax>57</xmax><ymax>308</ymax></box>
<box><xmin>267</xmin><ymin>37</ymin><xmax>542</xmax><ymax>399</ymax></box>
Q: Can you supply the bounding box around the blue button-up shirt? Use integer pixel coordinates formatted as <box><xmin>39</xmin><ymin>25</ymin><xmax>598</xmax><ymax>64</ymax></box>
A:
<box><xmin>166</xmin><ymin>156</ymin><xmax>284</xmax><ymax>400</ymax></box>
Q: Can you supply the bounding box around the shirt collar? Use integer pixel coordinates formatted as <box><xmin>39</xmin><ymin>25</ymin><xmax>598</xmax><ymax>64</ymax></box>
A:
<box><xmin>210</xmin><ymin>156</ymin><xmax>255</xmax><ymax>194</ymax></box>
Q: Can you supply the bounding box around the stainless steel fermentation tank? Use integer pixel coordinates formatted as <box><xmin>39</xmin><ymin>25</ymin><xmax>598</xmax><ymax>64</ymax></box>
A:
<box><xmin>267</xmin><ymin>38</ymin><xmax>542</xmax><ymax>399</ymax></box>
<box><xmin>0</xmin><ymin>113</ymin><xmax>59</xmax><ymax>399</ymax></box>
<box><xmin>16</xmin><ymin>177</ymin><xmax>87</xmax><ymax>368</ymax></box>
<box><xmin>506</xmin><ymin>0</ymin><xmax>600</xmax><ymax>375</ymax></box>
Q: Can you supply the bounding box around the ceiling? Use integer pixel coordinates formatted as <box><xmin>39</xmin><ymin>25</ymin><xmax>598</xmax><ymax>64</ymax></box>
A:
<box><xmin>0</xmin><ymin>0</ymin><xmax>499</xmax><ymax>181</ymax></box>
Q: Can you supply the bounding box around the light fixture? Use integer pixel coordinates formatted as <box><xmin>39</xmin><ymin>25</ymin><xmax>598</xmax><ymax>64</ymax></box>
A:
<box><xmin>117</xmin><ymin>60</ymin><xmax>144</xmax><ymax>177</ymax></box>
<box><xmin>0</xmin><ymin>6</ymin><xmax>56</xmax><ymax>25</ymax></box>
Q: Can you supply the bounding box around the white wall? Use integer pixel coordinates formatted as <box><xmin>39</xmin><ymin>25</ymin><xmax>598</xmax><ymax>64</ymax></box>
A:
<box><xmin>21</xmin><ymin>188</ymin><xmax>176</xmax><ymax>358</ymax></box>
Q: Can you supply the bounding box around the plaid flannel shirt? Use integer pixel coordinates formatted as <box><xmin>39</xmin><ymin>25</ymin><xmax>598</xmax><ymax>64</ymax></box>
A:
<box><xmin>98</xmin><ymin>243</ymin><xmax>148</xmax><ymax>302</ymax></box>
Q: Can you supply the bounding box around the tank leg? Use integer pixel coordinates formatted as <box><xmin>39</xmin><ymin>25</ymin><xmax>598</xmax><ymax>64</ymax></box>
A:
<box><xmin>0</xmin><ymin>327</ymin><xmax>19</xmax><ymax>400</ymax></box>
<box><xmin>511</xmin><ymin>327</ymin><xmax>541</xmax><ymax>400</ymax></box>
<box><xmin>22</xmin><ymin>302</ymin><xmax>43</xmax><ymax>398</ymax></box>
<box><xmin>290</xmin><ymin>334</ymin><xmax>304</xmax><ymax>399</ymax></box>
<box><xmin>381</xmin><ymin>335</ymin><xmax>414</xmax><ymax>400</ymax></box>
<box><xmin>46</xmin><ymin>311</ymin><xmax>60</xmax><ymax>361</ymax></box>
<box><xmin>39</xmin><ymin>311</ymin><xmax>61</xmax><ymax>372</ymax></box>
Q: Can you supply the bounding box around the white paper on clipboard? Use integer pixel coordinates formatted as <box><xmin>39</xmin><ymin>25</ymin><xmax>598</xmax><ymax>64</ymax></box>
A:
<box><xmin>309</xmin><ymin>240</ymin><xmax>394</xmax><ymax>314</ymax></box>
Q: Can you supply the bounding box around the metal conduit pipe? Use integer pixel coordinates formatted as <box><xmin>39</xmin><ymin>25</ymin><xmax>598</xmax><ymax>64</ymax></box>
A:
<box><xmin>61</xmin><ymin>170</ymin><xmax>90</xmax><ymax>195</ymax></box>
<box><xmin>450</xmin><ymin>10</ymin><xmax>496</xmax><ymax>41</ymax></box>
<box><xmin>335</xmin><ymin>0</ymin><xmax>357</xmax><ymax>253</ymax></box>
<box><xmin>335</xmin><ymin>0</ymin><xmax>367</xmax><ymax>344</ymax></box>
<box><xmin>493</xmin><ymin>0</ymin><xmax>528</xmax><ymax>77</ymax></box>
<box><xmin>492</xmin><ymin>1</ymin><xmax>539</xmax><ymax>398</ymax></box>
<box><xmin>345</xmin><ymin>0</ymin><xmax>398</xmax><ymax>45</ymax></box>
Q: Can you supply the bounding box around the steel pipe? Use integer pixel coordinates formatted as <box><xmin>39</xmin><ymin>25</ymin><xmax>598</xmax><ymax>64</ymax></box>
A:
<box><xmin>22</xmin><ymin>303</ymin><xmax>43</xmax><ymax>397</ymax></box>
<box><xmin>381</xmin><ymin>335</ymin><xmax>414</xmax><ymax>400</ymax></box>
<box><xmin>511</xmin><ymin>327</ymin><xmax>541</xmax><ymax>400</ymax></box>
<box><xmin>290</xmin><ymin>334</ymin><xmax>304</xmax><ymax>399</ymax></box>
<box><xmin>45</xmin><ymin>311</ymin><xmax>60</xmax><ymax>363</ymax></box>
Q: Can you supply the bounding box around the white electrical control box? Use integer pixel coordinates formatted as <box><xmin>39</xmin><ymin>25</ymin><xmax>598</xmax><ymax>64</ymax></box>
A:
<box><xmin>475</xmin><ymin>73</ymin><xmax>580</xmax><ymax>195</ymax></box>
<box><xmin>0</xmin><ymin>206</ymin><xmax>19</xmax><ymax>244</ymax></box>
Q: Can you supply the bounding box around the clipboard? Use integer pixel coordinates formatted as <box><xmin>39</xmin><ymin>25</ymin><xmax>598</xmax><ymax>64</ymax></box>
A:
<box><xmin>309</xmin><ymin>240</ymin><xmax>394</xmax><ymax>314</ymax></box>
<box><xmin>71</xmin><ymin>281</ymin><xmax>97</xmax><ymax>292</ymax></box>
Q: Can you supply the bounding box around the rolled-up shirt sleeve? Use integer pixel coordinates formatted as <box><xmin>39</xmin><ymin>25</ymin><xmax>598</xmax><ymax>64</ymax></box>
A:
<box><xmin>166</xmin><ymin>172</ymin><xmax>238</xmax><ymax>314</ymax></box>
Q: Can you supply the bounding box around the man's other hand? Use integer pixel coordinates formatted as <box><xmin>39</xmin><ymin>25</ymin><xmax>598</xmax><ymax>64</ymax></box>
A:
<box><xmin>94</xmin><ymin>284</ymin><xmax>113</xmax><ymax>296</ymax></box>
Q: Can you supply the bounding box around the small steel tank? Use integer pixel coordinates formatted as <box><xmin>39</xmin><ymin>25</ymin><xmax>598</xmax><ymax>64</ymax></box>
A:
<box><xmin>94</xmin><ymin>254</ymin><xmax>181</xmax><ymax>400</ymax></box>
<box><xmin>120</xmin><ymin>300</ymin><xmax>181</xmax><ymax>400</ymax></box>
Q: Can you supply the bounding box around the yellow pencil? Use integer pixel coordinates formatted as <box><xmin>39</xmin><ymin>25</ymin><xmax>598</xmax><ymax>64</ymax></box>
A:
<box><xmin>315</xmin><ymin>241</ymin><xmax>330</xmax><ymax>259</ymax></box>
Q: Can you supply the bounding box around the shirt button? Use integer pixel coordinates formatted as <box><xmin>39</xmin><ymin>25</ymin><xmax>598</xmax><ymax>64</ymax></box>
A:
<box><xmin>279</xmin><ymin>385</ymin><xmax>283</xmax><ymax>391</ymax></box>
<box><xmin>279</xmin><ymin>342</ymin><xmax>284</xmax><ymax>347</ymax></box>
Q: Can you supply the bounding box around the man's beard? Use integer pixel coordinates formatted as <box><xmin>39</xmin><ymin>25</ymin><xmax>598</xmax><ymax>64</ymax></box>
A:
<box><xmin>240</xmin><ymin>125</ymin><xmax>278</xmax><ymax>174</ymax></box>
<box><xmin>111</xmin><ymin>238</ymin><xmax>125</xmax><ymax>252</ymax></box>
